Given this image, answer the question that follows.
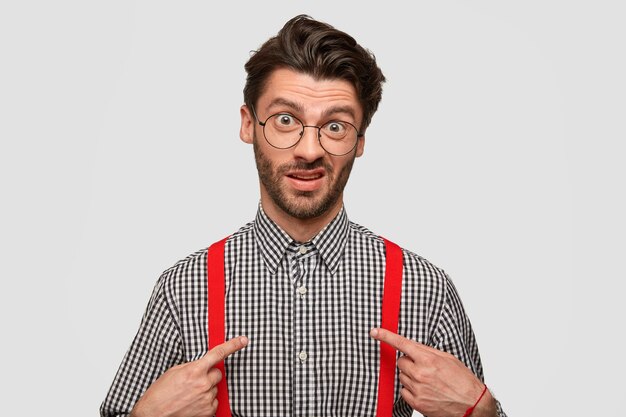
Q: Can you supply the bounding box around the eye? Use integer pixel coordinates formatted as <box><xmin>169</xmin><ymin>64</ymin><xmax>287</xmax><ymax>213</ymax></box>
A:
<box><xmin>323</xmin><ymin>121</ymin><xmax>348</xmax><ymax>138</ymax></box>
<box><xmin>275</xmin><ymin>114</ymin><xmax>296</xmax><ymax>126</ymax></box>
<box><xmin>328</xmin><ymin>122</ymin><xmax>344</xmax><ymax>132</ymax></box>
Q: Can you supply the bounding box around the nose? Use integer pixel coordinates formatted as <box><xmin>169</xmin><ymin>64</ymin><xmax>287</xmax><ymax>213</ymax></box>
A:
<box><xmin>293</xmin><ymin>126</ymin><xmax>326</xmax><ymax>162</ymax></box>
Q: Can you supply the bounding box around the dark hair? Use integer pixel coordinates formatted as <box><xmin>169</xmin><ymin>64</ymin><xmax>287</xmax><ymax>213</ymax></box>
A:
<box><xmin>244</xmin><ymin>15</ymin><xmax>385</xmax><ymax>131</ymax></box>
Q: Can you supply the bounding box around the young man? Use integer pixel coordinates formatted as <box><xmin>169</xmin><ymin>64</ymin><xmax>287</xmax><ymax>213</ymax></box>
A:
<box><xmin>101</xmin><ymin>15</ymin><xmax>506</xmax><ymax>417</ymax></box>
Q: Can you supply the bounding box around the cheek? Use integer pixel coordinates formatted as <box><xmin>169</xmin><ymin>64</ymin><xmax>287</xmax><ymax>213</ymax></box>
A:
<box><xmin>334</xmin><ymin>154</ymin><xmax>356</xmax><ymax>179</ymax></box>
<box><xmin>254</xmin><ymin>138</ymin><xmax>289</xmax><ymax>174</ymax></box>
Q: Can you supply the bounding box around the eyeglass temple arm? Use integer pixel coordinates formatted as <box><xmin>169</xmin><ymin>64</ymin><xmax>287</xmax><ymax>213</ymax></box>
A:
<box><xmin>250</xmin><ymin>105</ymin><xmax>266</xmax><ymax>127</ymax></box>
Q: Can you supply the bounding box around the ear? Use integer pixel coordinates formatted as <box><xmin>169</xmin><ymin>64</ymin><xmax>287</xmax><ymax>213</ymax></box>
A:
<box><xmin>240</xmin><ymin>105</ymin><xmax>254</xmax><ymax>144</ymax></box>
<box><xmin>355</xmin><ymin>135</ymin><xmax>365</xmax><ymax>157</ymax></box>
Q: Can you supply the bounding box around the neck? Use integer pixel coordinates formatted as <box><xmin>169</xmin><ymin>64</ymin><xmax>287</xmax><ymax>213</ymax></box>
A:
<box><xmin>260</xmin><ymin>195</ymin><xmax>343</xmax><ymax>243</ymax></box>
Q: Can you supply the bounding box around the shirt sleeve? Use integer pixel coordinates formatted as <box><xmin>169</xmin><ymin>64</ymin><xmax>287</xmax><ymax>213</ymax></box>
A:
<box><xmin>433</xmin><ymin>276</ymin><xmax>508</xmax><ymax>417</ymax></box>
<box><xmin>100</xmin><ymin>274</ymin><xmax>183</xmax><ymax>417</ymax></box>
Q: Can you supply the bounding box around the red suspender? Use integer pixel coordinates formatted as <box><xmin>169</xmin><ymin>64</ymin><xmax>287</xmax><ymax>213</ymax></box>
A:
<box><xmin>207</xmin><ymin>236</ymin><xmax>231</xmax><ymax>417</ymax></box>
<box><xmin>376</xmin><ymin>238</ymin><xmax>403</xmax><ymax>417</ymax></box>
<box><xmin>207</xmin><ymin>236</ymin><xmax>403</xmax><ymax>417</ymax></box>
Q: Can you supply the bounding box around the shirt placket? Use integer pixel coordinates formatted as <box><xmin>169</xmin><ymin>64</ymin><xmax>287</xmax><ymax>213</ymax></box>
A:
<box><xmin>291</xmin><ymin>243</ymin><xmax>317</xmax><ymax>417</ymax></box>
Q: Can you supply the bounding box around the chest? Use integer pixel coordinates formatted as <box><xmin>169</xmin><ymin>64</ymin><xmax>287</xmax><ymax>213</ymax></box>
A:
<box><xmin>218</xmin><ymin>243</ymin><xmax>410</xmax><ymax>416</ymax></box>
<box><xmin>224</xmin><ymin>248</ymin><xmax>386</xmax><ymax>348</ymax></box>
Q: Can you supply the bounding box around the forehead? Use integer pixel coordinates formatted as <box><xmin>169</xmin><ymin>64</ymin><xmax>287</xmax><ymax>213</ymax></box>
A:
<box><xmin>258</xmin><ymin>68</ymin><xmax>362</xmax><ymax>120</ymax></box>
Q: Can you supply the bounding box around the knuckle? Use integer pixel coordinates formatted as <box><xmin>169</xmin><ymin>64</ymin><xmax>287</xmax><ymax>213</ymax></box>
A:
<box><xmin>414</xmin><ymin>363</ymin><xmax>427</xmax><ymax>376</ymax></box>
<box><xmin>397</xmin><ymin>356</ymin><xmax>410</xmax><ymax>367</ymax></box>
<box><xmin>399</xmin><ymin>372</ymin><xmax>411</xmax><ymax>388</ymax></box>
<box><xmin>421</xmin><ymin>358</ymin><xmax>433</xmax><ymax>368</ymax></box>
<box><xmin>179</xmin><ymin>365</ymin><xmax>199</xmax><ymax>381</ymax></box>
<box><xmin>207</xmin><ymin>399</ymin><xmax>218</xmax><ymax>416</ymax></box>
<box><xmin>414</xmin><ymin>365</ymin><xmax>433</xmax><ymax>382</ymax></box>
<box><xmin>421</xmin><ymin>352</ymin><xmax>437</xmax><ymax>367</ymax></box>
<box><xmin>207</xmin><ymin>368</ymin><xmax>223</xmax><ymax>385</ymax></box>
<box><xmin>400</xmin><ymin>387</ymin><xmax>413</xmax><ymax>403</ymax></box>
<box><xmin>180</xmin><ymin>372</ymin><xmax>208</xmax><ymax>392</ymax></box>
<box><xmin>401</xmin><ymin>388</ymin><xmax>422</xmax><ymax>412</ymax></box>
<box><xmin>396</xmin><ymin>338</ymin><xmax>414</xmax><ymax>355</ymax></box>
<box><xmin>213</xmin><ymin>346</ymin><xmax>227</xmax><ymax>360</ymax></box>
<box><xmin>396</xmin><ymin>337</ymin><xmax>408</xmax><ymax>349</ymax></box>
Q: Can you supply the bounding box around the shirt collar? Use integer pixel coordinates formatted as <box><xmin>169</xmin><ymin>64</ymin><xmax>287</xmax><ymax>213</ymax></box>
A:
<box><xmin>253</xmin><ymin>203</ymin><xmax>350</xmax><ymax>275</ymax></box>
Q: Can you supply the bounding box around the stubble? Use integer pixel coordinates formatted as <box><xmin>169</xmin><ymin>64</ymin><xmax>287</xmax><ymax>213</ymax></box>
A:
<box><xmin>253</xmin><ymin>138</ymin><xmax>356</xmax><ymax>220</ymax></box>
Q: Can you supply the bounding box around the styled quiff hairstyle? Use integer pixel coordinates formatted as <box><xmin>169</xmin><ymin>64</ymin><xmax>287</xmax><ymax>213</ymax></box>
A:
<box><xmin>243</xmin><ymin>15</ymin><xmax>385</xmax><ymax>131</ymax></box>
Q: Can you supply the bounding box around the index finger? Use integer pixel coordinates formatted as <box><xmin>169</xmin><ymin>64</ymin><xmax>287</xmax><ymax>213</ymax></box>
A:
<box><xmin>369</xmin><ymin>328</ymin><xmax>421</xmax><ymax>358</ymax></box>
<box><xmin>201</xmin><ymin>336</ymin><xmax>249</xmax><ymax>369</ymax></box>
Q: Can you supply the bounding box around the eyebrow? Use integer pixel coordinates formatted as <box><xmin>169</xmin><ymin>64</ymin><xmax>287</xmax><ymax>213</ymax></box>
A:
<box><xmin>321</xmin><ymin>106</ymin><xmax>357</xmax><ymax>122</ymax></box>
<box><xmin>267</xmin><ymin>98</ymin><xmax>304</xmax><ymax>114</ymax></box>
<box><xmin>267</xmin><ymin>98</ymin><xmax>358</xmax><ymax>123</ymax></box>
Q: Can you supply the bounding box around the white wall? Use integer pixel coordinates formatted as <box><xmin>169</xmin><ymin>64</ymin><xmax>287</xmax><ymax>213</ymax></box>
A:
<box><xmin>1</xmin><ymin>1</ymin><xmax>624</xmax><ymax>415</ymax></box>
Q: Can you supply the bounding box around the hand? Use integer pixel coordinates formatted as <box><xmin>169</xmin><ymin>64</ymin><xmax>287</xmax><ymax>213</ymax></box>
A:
<box><xmin>370</xmin><ymin>328</ymin><xmax>496</xmax><ymax>417</ymax></box>
<box><xmin>130</xmin><ymin>336</ymin><xmax>248</xmax><ymax>417</ymax></box>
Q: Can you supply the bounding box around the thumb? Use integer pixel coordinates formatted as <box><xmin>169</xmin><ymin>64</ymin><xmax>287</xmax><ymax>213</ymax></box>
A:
<box><xmin>200</xmin><ymin>336</ymin><xmax>249</xmax><ymax>369</ymax></box>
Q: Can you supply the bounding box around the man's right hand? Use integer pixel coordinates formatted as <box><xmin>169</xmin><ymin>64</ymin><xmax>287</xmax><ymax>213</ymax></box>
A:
<box><xmin>130</xmin><ymin>336</ymin><xmax>249</xmax><ymax>417</ymax></box>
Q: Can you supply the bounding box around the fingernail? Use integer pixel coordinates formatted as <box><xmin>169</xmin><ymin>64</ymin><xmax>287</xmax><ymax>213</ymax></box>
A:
<box><xmin>240</xmin><ymin>336</ymin><xmax>249</xmax><ymax>346</ymax></box>
<box><xmin>370</xmin><ymin>328</ymin><xmax>378</xmax><ymax>338</ymax></box>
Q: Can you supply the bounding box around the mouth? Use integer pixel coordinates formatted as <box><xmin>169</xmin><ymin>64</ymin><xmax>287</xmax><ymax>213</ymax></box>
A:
<box><xmin>285</xmin><ymin>169</ymin><xmax>326</xmax><ymax>191</ymax></box>
<box><xmin>287</xmin><ymin>171</ymin><xmax>324</xmax><ymax>181</ymax></box>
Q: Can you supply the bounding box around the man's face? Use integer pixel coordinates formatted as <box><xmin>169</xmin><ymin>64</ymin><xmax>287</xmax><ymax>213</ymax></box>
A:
<box><xmin>240</xmin><ymin>68</ymin><xmax>365</xmax><ymax>221</ymax></box>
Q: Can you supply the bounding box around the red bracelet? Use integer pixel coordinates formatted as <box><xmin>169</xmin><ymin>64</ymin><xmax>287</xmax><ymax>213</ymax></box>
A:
<box><xmin>462</xmin><ymin>385</ymin><xmax>488</xmax><ymax>417</ymax></box>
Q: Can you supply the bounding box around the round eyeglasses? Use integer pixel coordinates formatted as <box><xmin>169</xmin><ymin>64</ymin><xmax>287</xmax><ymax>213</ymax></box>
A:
<box><xmin>252</xmin><ymin>108</ymin><xmax>363</xmax><ymax>156</ymax></box>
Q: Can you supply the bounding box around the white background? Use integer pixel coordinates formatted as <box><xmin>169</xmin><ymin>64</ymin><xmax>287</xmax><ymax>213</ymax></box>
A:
<box><xmin>1</xmin><ymin>1</ymin><xmax>624</xmax><ymax>415</ymax></box>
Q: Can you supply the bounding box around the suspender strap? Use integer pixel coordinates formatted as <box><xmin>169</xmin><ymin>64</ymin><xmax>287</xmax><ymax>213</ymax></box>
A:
<box><xmin>207</xmin><ymin>236</ymin><xmax>403</xmax><ymax>417</ymax></box>
<box><xmin>376</xmin><ymin>238</ymin><xmax>404</xmax><ymax>417</ymax></box>
<box><xmin>207</xmin><ymin>236</ymin><xmax>231</xmax><ymax>417</ymax></box>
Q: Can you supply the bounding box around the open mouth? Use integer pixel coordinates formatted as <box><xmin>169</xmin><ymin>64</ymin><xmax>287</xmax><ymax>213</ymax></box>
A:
<box><xmin>287</xmin><ymin>172</ymin><xmax>324</xmax><ymax>181</ymax></box>
<box><xmin>286</xmin><ymin>168</ymin><xmax>326</xmax><ymax>180</ymax></box>
<box><xmin>286</xmin><ymin>169</ymin><xmax>326</xmax><ymax>191</ymax></box>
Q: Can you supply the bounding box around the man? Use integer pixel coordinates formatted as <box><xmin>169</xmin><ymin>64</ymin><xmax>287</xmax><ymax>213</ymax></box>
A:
<box><xmin>101</xmin><ymin>15</ymin><xmax>506</xmax><ymax>417</ymax></box>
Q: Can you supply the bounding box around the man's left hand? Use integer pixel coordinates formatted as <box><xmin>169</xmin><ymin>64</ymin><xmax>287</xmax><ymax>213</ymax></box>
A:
<box><xmin>370</xmin><ymin>328</ymin><xmax>497</xmax><ymax>417</ymax></box>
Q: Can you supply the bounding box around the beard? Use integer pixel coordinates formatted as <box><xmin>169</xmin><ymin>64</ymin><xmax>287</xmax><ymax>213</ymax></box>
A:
<box><xmin>253</xmin><ymin>137</ymin><xmax>356</xmax><ymax>220</ymax></box>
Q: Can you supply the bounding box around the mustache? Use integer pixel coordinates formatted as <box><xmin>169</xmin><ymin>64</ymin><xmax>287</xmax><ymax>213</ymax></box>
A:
<box><xmin>277</xmin><ymin>159</ymin><xmax>331</xmax><ymax>174</ymax></box>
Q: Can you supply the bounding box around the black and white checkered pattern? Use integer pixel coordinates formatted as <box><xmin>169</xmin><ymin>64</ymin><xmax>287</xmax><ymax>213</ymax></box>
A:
<box><xmin>101</xmin><ymin>206</ymin><xmax>506</xmax><ymax>417</ymax></box>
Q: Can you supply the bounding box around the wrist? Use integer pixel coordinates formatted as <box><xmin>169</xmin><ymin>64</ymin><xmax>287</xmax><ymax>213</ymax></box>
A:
<box><xmin>468</xmin><ymin>387</ymin><xmax>497</xmax><ymax>417</ymax></box>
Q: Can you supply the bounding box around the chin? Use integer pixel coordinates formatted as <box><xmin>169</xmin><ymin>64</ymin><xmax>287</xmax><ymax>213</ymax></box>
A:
<box><xmin>278</xmin><ymin>195</ymin><xmax>337</xmax><ymax>220</ymax></box>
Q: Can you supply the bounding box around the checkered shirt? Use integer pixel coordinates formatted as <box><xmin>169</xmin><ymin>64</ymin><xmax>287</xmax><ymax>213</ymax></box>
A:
<box><xmin>101</xmin><ymin>205</ymin><xmax>506</xmax><ymax>417</ymax></box>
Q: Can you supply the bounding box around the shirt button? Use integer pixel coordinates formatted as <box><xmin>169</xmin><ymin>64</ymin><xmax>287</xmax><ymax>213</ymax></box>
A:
<box><xmin>297</xmin><ymin>286</ymin><xmax>308</xmax><ymax>297</ymax></box>
<box><xmin>298</xmin><ymin>351</ymin><xmax>308</xmax><ymax>362</ymax></box>
<box><xmin>298</xmin><ymin>246</ymin><xmax>308</xmax><ymax>255</ymax></box>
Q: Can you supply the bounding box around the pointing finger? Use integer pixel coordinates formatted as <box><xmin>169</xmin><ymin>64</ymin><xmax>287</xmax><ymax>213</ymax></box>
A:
<box><xmin>202</xmin><ymin>336</ymin><xmax>249</xmax><ymax>369</ymax></box>
<box><xmin>370</xmin><ymin>328</ymin><xmax>420</xmax><ymax>358</ymax></box>
<box><xmin>370</xmin><ymin>328</ymin><xmax>448</xmax><ymax>361</ymax></box>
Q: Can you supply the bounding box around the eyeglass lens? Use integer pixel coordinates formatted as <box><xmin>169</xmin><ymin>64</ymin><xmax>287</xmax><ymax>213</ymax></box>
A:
<box><xmin>263</xmin><ymin>114</ymin><xmax>358</xmax><ymax>155</ymax></box>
